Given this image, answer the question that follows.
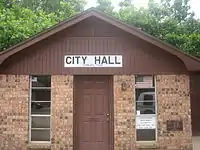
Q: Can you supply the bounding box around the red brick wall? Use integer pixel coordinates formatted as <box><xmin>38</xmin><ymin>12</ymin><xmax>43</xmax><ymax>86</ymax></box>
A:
<box><xmin>0</xmin><ymin>75</ymin><xmax>192</xmax><ymax>150</ymax></box>
<box><xmin>156</xmin><ymin>75</ymin><xmax>192</xmax><ymax>150</ymax></box>
<box><xmin>114</xmin><ymin>75</ymin><xmax>135</xmax><ymax>150</ymax></box>
<box><xmin>113</xmin><ymin>75</ymin><xmax>192</xmax><ymax>150</ymax></box>
<box><xmin>51</xmin><ymin>75</ymin><xmax>73</xmax><ymax>150</ymax></box>
<box><xmin>0</xmin><ymin>75</ymin><xmax>29</xmax><ymax>150</ymax></box>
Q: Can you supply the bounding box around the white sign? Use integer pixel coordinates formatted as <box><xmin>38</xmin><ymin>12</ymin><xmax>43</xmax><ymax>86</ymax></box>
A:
<box><xmin>136</xmin><ymin>110</ymin><xmax>140</xmax><ymax>115</ymax></box>
<box><xmin>64</xmin><ymin>55</ymin><xmax>123</xmax><ymax>67</ymax></box>
<box><xmin>136</xmin><ymin>116</ymin><xmax>156</xmax><ymax>129</ymax></box>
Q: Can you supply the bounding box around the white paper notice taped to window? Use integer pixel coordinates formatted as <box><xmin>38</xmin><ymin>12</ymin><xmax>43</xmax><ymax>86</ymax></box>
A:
<box><xmin>136</xmin><ymin>110</ymin><xmax>140</xmax><ymax>115</ymax></box>
<box><xmin>136</xmin><ymin>116</ymin><xmax>156</xmax><ymax>129</ymax></box>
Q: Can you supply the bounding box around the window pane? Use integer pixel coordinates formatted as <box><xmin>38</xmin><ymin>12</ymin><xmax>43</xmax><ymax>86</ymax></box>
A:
<box><xmin>32</xmin><ymin>76</ymin><xmax>51</xmax><ymax>87</ymax></box>
<box><xmin>136</xmin><ymin>102</ymin><xmax>155</xmax><ymax>114</ymax></box>
<box><xmin>31</xmin><ymin>102</ymin><xmax>51</xmax><ymax>115</ymax></box>
<box><xmin>144</xmin><ymin>95</ymin><xmax>154</xmax><ymax>101</ymax></box>
<box><xmin>31</xmin><ymin>116</ymin><xmax>50</xmax><ymax>128</ymax></box>
<box><xmin>31</xmin><ymin>129</ymin><xmax>50</xmax><ymax>141</ymax></box>
<box><xmin>136</xmin><ymin>129</ymin><xmax>156</xmax><ymax>141</ymax></box>
<box><xmin>136</xmin><ymin>75</ymin><xmax>144</xmax><ymax>82</ymax></box>
<box><xmin>136</xmin><ymin>89</ymin><xmax>155</xmax><ymax>102</ymax></box>
<box><xmin>135</xmin><ymin>76</ymin><xmax>154</xmax><ymax>88</ymax></box>
<box><xmin>31</xmin><ymin>89</ymin><xmax>51</xmax><ymax>102</ymax></box>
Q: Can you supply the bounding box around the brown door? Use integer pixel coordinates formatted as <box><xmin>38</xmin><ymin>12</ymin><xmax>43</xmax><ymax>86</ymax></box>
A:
<box><xmin>74</xmin><ymin>75</ymin><xmax>113</xmax><ymax>150</ymax></box>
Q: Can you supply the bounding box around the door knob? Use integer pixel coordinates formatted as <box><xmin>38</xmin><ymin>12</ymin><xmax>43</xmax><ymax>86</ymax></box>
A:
<box><xmin>106</xmin><ymin>114</ymin><xmax>110</xmax><ymax>121</ymax></box>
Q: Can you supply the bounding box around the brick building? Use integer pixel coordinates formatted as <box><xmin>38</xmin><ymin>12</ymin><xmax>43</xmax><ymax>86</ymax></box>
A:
<box><xmin>0</xmin><ymin>9</ymin><xmax>200</xmax><ymax>150</ymax></box>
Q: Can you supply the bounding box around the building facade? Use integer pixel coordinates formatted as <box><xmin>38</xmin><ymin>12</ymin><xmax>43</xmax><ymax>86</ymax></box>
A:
<box><xmin>0</xmin><ymin>9</ymin><xmax>200</xmax><ymax>150</ymax></box>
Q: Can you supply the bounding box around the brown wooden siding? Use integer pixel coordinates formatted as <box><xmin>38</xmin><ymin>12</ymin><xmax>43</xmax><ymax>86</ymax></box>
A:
<box><xmin>0</xmin><ymin>17</ymin><xmax>187</xmax><ymax>75</ymax></box>
<box><xmin>190</xmin><ymin>73</ymin><xmax>200</xmax><ymax>135</ymax></box>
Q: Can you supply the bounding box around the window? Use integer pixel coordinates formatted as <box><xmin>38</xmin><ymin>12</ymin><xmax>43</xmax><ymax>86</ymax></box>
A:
<box><xmin>135</xmin><ymin>75</ymin><xmax>156</xmax><ymax>141</ymax></box>
<box><xmin>143</xmin><ymin>94</ymin><xmax>153</xmax><ymax>106</ymax></box>
<box><xmin>136</xmin><ymin>75</ymin><xmax>144</xmax><ymax>82</ymax></box>
<box><xmin>29</xmin><ymin>75</ymin><xmax>51</xmax><ymax>143</ymax></box>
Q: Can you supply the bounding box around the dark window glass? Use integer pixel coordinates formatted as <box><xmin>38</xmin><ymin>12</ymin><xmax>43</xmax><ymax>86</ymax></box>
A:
<box><xmin>31</xmin><ymin>89</ymin><xmax>51</xmax><ymax>102</ymax></box>
<box><xmin>143</xmin><ymin>94</ymin><xmax>154</xmax><ymax>105</ymax></box>
<box><xmin>31</xmin><ymin>129</ymin><xmax>50</xmax><ymax>141</ymax></box>
<box><xmin>136</xmin><ymin>129</ymin><xmax>156</xmax><ymax>141</ymax></box>
<box><xmin>136</xmin><ymin>76</ymin><xmax>144</xmax><ymax>82</ymax></box>
<box><xmin>31</xmin><ymin>117</ymin><xmax>50</xmax><ymax>128</ymax></box>
<box><xmin>152</xmin><ymin>76</ymin><xmax>155</xmax><ymax>87</ymax></box>
<box><xmin>30</xmin><ymin>75</ymin><xmax>51</xmax><ymax>142</ymax></box>
<box><xmin>144</xmin><ymin>95</ymin><xmax>153</xmax><ymax>101</ymax></box>
<box><xmin>136</xmin><ymin>102</ymin><xmax>155</xmax><ymax>114</ymax></box>
<box><xmin>135</xmin><ymin>75</ymin><xmax>156</xmax><ymax>141</ymax></box>
<box><xmin>32</xmin><ymin>76</ymin><xmax>51</xmax><ymax>87</ymax></box>
<box><xmin>31</xmin><ymin>102</ymin><xmax>51</xmax><ymax>115</ymax></box>
<box><xmin>136</xmin><ymin>89</ymin><xmax>155</xmax><ymax>101</ymax></box>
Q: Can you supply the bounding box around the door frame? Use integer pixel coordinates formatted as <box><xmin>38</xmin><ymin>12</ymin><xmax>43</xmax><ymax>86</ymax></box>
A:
<box><xmin>73</xmin><ymin>75</ymin><xmax>114</xmax><ymax>150</ymax></box>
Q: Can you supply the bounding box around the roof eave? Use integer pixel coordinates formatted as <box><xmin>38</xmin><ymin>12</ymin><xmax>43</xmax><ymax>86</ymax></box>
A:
<box><xmin>0</xmin><ymin>8</ymin><xmax>200</xmax><ymax>71</ymax></box>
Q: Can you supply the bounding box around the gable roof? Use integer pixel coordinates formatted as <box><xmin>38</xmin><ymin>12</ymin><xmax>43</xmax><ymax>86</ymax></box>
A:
<box><xmin>1</xmin><ymin>8</ymin><xmax>200</xmax><ymax>71</ymax></box>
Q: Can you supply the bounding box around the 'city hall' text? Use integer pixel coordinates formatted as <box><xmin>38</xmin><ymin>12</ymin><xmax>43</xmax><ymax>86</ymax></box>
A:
<box><xmin>64</xmin><ymin>55</ymin><xmax>123</xmax><ymax>67</ymax></box>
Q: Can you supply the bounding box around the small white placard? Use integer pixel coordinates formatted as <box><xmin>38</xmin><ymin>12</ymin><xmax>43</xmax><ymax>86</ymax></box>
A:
<box><xmin>137</xmin><ymin>110</ymin><xmax>140</xmax><ymax>115</ymax></box>
<box><xmin>64</xmin><ymin>55</ymin><xmax>123</xmax><ymax>67</ymax></box>
<box><xmin>136</xmin><ymin>116</ymin><xmax>156</xmax><ymax>129</ymax></box>
<box><xmin>31</xmin><ymin>77</ymin><xmax>37</xmax><ymax>82</ymax></box>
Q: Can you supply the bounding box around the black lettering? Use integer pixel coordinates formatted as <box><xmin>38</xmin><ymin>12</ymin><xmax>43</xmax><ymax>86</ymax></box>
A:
<box><xmin>108</xmin><ymin>56</ymin><xmax>114</xmax><ymax>64</ymax></box>
<box><xmin>66</xmin><ymin>57</ymin><xmax>72</xmax><ymax>64</ymax></box>
<box><xmin>115</xmin><ymin>56</ymin><xmax>121</xmax><ymax>64</ymax></box>
<box><xmin>82</xmin><ymin>56</ymin><xmax>87</xmax><ymax>64</ymax></box>
<box><xmin>75</xmin><ymin>56</ymin><xmax>80</xmax><ymax>64</ymax></box>
<box><xmin>95</xmin><ymin>56</ymin><xmax>101</xmax><ymax>64</ymax></box>
<box><xmin>72</xmin><ymin>57</ymin><xmax>75</xmax><ymax>64</ymax></box>
<box><xmin>101</xmin><ymin>56</ymin><xmax>108</xmax><ymax>64</ymax></box>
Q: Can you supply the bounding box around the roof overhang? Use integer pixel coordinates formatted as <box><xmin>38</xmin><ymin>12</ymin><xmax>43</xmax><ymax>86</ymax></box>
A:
<box><xmin>1</xmin><ymin>8</ymin><xmax>200</xmax><ymax>71</ymax></box>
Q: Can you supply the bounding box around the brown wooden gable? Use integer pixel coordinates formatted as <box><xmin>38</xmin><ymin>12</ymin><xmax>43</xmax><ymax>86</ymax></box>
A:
<box><xmin>0</xmin><ymin>8</ymin><xmax>200</xmax><ymax>75</ymax></box>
